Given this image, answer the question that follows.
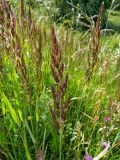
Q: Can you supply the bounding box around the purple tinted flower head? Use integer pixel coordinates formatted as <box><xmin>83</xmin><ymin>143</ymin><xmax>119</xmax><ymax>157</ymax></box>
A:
<box><xmin>104</xmin><ymin>116</ymin><xmax>111</xmax><ymax>122</ymax></box>
<box><xmin>102</xmin><ymin>142</ymin><xmax>108</xmax><ymax>148</ymax></box>
<box><xmin>84</xmin><ymin>154</ymin><xmax>93</xmax><ymax>160</ymax></box>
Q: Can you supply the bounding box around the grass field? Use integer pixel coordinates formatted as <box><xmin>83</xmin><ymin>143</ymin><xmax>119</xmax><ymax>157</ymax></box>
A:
<box><xmin>0</xmin><ymin>1</ymin><xmax>120</xmax><ymax>160</ymax></box>
<box><xmin>107</xmin><ymin>10</ymin><xmax>120</xmax><ymax>32</ymax></box>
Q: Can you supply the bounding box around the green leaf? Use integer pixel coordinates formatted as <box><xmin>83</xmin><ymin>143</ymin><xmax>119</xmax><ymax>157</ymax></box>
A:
<box><xmin>25</xmin><ymin>120</ymin><xmax>36</xmax><ymax>144</ymax></box>
<box><xmin>18</xmin><ymin>109</ymin><xmax>24</xmax><ymax>122</ymax></box>
<box><xmin>1</xmin><ymin>92</ymin><xmax>21</xmax><ymax>127</ymax></box>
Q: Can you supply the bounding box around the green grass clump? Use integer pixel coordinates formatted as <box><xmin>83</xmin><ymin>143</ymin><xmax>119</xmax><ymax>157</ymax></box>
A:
<box><xmin>107</xmin><ymin>10</ymin><xmax>120</xmax><ymax>33</ymax></box>
<box><xmin>0</xmin><ymin>1</ymin><xmax>120</xmax><ymax>160</ymax></box>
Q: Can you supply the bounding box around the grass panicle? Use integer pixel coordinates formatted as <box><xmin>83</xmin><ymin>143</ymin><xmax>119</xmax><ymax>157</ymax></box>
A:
<box><xmin>87</xmin><ymin>2</ymin><xmax>105</xmax><ymax>80</ymax></box>
<box><xmin>50</xmin><ymin>26</ymin><xmax>71</xmax><ymax>130</ymax></box>
<box><xmin>37</xmin><ymin>146</ymin><xmax>43</xmax><ymax>160</ymax></box>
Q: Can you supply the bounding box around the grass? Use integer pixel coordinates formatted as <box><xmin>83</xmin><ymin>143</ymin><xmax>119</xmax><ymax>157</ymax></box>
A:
<box><xmin>0</xmin><ymin>1</ymin><xmax>120</xmax><ymax>160</ymax></box>
<box><xmin>107</xmin><ymin>10</ymin><xmax>120</xmax><ymax>33</ymax></box>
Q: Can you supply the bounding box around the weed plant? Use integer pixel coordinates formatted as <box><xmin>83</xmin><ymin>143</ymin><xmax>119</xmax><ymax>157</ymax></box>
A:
<box><xmin>0</xmin><ymin>0</ymin><xmax>120</xmax><ymax>160</ymax></box>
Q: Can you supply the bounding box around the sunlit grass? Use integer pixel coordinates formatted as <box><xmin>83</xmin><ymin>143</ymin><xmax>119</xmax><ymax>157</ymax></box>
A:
<box><xmin>0</xmin><ymin>1</ymin><xmax>120</xmax><ymax>160</ymax></box>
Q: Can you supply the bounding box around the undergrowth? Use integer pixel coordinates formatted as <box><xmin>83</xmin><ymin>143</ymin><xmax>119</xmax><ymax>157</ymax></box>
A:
<box><xmin>0</xmin><ymin>1</ymin><xmax>120</xmax><ymax>160</ymax></box>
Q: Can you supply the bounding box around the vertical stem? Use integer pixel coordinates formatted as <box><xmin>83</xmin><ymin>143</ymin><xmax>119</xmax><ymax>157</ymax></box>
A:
<box><xmin>59</xmin><ymin>99</ymin><xmax>62</xmax><ymax>160</ymax></box>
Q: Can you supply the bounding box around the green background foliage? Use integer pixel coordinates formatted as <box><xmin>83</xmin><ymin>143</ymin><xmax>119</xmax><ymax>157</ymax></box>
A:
<box><xmin>54</xmin><ymin>0</ymin><xmax>112</xmax><ymax>27</ymax></box>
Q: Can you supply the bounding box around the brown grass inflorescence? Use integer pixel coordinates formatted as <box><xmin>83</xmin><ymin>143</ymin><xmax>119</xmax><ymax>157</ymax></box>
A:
<box><xmin>50</xmin><ymin>26</ymin><xmax>71</xmax><ymax>130</ymax></box>
<box><xmin>87</xmin><ymin>2</ymin><xmax>105</xmax><ymax>80</ymax></box>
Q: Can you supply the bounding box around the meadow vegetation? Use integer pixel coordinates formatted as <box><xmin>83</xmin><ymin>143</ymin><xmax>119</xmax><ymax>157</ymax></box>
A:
<box><xmin>0</xmin><ymin>0</ymin><xmax>120</xmax><ymax>160</ymax></box>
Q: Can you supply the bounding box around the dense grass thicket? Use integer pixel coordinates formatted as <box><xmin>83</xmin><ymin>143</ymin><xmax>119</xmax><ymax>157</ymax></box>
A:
<box><xmin>107</xmin><ymin>9</ymin><xmax>120</xmax><ymax>32</ymax></box>
<box><xmin>0</xmin><ymin>0</ymin><xmax>120</xmax><ymax>160</ymax></box>
<box><xmin>54</xmin><ymin>0</ymin><xmax>111</xmax><ymax>26</ymax></box>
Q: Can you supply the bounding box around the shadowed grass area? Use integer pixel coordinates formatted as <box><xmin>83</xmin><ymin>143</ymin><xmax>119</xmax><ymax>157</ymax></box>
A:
<box><xmin>107</xmin><ymin>10</ymin><xmax>120</xmax><ymax>33</ymax></box>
